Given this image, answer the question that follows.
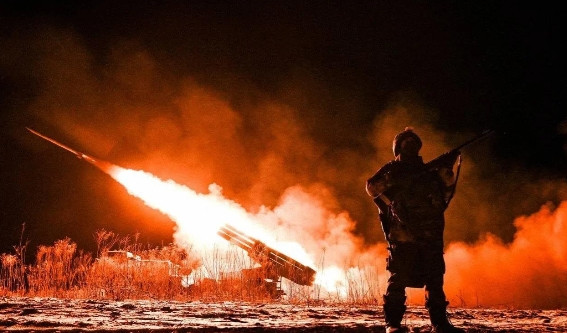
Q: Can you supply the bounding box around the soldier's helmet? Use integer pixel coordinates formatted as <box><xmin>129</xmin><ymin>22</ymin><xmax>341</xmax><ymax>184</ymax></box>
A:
<box><xmin>393</xmin><ymin>127</ymin><xmax>422</xmax><ymax>156</ymax></box>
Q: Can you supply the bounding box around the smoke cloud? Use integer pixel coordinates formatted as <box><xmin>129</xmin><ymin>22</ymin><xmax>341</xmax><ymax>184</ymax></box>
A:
<box><xmin>3</xmin><ymin>25</ymin><xmax>567</xmax><ymax>308</ymax></box>
<box><xmin>443</xmin><ymin>201</ymin><xmax>567</xmax><ymax>309</ymax></box>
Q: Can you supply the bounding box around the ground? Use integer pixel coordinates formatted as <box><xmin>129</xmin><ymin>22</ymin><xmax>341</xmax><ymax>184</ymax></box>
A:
<box><xmin>1</xmin><ymin>297</ymin><xmax>566</xmax><ymax>332</ymax></box>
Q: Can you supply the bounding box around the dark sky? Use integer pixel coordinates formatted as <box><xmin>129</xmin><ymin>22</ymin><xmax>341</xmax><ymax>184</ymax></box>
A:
<box><xmin>1</xmin><ymin>1</ymin><xmax>566</xmax><ymax>258</ymax></box>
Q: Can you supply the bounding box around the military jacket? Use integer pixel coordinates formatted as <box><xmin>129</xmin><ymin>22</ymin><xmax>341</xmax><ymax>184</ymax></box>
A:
<box><xmin>368</xmin><ymin>156</ymin><xmax>451</xmax><ymax>243</ymax></box>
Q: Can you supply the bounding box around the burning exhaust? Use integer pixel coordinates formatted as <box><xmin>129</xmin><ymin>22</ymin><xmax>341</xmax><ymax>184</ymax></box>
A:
<box><xmin>27</xmin><ymin>127</ymin><xmax>318</xmax><ymax>289</ymax></box>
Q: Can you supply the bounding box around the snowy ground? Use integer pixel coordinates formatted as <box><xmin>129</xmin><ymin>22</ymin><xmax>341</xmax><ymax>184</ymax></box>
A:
<box><xmin>1</xmin><ymin>297</ymin><xmax>566</xmax><ymax>332</ymax></box>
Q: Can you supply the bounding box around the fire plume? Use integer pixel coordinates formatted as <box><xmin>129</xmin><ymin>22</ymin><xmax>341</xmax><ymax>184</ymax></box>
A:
<box><xmin>109</xmin><ymin>165</ymin><xmax>236</xmax><ymax>242</ymax></box>
<box><xmin>106</xmin><ymin>165</ymin><xmax>320</xmax><ymax>274</ymax></box>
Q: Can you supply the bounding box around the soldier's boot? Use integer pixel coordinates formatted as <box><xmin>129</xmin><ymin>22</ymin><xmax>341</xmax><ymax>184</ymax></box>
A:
<box><xmin>386</xmin><ymin>326</ymin><xmax>408</xmax><ymax>333</ymax></box>
<box><xmin>427</xmin><ymin>301</ymin><xmax>465</xmax><ymax>333</ymax></box>
<box><xmin>384</xmin><ymin>294</ymin><xmax>408</xmax><ymax>333</ymax></box>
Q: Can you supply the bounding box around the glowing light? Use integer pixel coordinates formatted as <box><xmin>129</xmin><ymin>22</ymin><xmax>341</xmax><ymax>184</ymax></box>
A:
<box><xmin>108</xmin><ymin>166</ymin><xmax>250</xmax><ymax>245</ymax></box>
<box><xmin>315</xmin><ymin>266</ymin><xmax>347</xmax><ymax>298</ymax></box>
<box><xmin>107</xmin><ymin>165</ymin><xmax>317</xmax><ymax>266</ymax></box>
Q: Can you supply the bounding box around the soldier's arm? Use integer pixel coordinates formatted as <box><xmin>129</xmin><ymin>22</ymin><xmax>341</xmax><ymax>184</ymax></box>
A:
<box><xmin>366</xmin><ymin>163</ymin><xmax>396</xmax><ymax>214</ymax></box>
<box><xmin>438</xmin><ymin>167</ymin><xmax>456</xmax><ymax>187</ymax></box>
<box><xmin>437</xmin><ymin>160</ymin><xmax>459</xmax><ymax>203</ymax></box>
<box><xmin>366</xmin><ymin>176</ymin><xmax>388</xmax><ymax>197</ymax></box>
<box><xmin>366</xmin><ymin>165</ymin><xmax>393</xmax><ymax>197</ymax></box>
<box><xmin>434</xmin><ymin>150</ymin><xmax>460</xmax><ymax>187</ymax></box>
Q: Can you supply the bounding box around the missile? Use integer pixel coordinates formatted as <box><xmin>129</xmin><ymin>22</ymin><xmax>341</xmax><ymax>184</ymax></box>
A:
<box><xmin>26</xmin><ymin>127</ymin><xmax>107</xmax><ymax>169</ymax></box>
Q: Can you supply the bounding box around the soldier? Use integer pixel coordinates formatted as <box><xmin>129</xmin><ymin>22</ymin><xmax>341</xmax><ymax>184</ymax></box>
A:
<box><xmin>366</xmin><ymin>128</ymin><xmax>464</xmax><ymax>333</ymax></box>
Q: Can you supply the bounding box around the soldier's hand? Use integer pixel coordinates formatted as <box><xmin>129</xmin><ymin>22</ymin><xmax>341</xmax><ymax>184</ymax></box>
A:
<box><xmin>440</xmin><ymin>150</ymin><xmax>461</xmax><ymax>167</ymax></box>
<box><xmin>438</xmin><ymin>167</ymin><xmax>456</xmax><ymax>186</ymax></box>
<box><xmin>366</xmin><ymin>174</ymin><xmax>391</xmax><ymax>197</ymax></box>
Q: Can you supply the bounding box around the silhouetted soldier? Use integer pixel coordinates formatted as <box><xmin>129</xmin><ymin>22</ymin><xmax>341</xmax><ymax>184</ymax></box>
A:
<box><xmin>366</xmin><ymin>128</ymin><xmax>464</xmax><ymax>333</ymax></box>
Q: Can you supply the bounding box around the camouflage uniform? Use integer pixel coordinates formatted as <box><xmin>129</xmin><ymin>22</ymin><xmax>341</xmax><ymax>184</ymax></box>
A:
<box><xmin>367</xmin><ymin>129</ymin><xmax>463</xmax><ymax>333</ymax></box>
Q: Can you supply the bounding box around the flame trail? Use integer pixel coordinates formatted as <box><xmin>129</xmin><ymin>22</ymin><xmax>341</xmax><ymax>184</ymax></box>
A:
<box><xmin>107</xmin><ymin>165</ymin><xmax>378</xmax><ymax>296</ymax></box>
<box><xmin>106</xmin><ymin>165</ymin><xmax>317</xmax><ymax>264</ymax></box>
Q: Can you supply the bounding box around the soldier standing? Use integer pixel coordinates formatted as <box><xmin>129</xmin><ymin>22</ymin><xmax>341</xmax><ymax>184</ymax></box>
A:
<box><xmin>366</xmin><ymin>128</ymin><xmax>465</xmax><ymax>333</ymax></box>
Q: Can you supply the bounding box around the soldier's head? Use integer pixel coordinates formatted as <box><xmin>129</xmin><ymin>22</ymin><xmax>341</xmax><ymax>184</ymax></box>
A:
<box><xmin>393</xmin><ymin>127</ymin><xmax>422</xmax><ymax>157</ymax></box>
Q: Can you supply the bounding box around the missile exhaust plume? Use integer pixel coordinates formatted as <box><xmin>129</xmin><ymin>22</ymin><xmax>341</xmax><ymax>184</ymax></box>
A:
<box><xmin>26</xmin><ymin>127</ymin><xmax>321</xmax><ymax>288</ymax></box>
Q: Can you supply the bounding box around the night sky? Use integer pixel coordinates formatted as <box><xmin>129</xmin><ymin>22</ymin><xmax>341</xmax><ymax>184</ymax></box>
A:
<box><xmin>1</xmin><ymin>2</ymin><xmax>565</xmax><ymax>259</ymax></box>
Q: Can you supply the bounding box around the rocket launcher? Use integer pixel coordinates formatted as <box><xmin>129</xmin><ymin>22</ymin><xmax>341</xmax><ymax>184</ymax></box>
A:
<box><xmin>217</xmin><ymin>224</ymin><xmax>316</xmax><ymax>286</ymax></box>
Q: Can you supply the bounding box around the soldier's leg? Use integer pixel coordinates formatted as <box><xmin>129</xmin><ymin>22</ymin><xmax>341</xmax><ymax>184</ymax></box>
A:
<box><xmin>424</xmin><ymin>252</ymin><xmax>464</xmax><ymax>332</ymax></box>
<box><xmin>424</xmin><ymin>273</ymin><xmax>449</xmax><ymax>327</ymax></box>
<box><xmin>384</xmin><ymin>274</ymin><xmax>407</xmax><ymax>328</ymax></box>
<box><xmin>426</xmin><ymin>290</ymin><xmax>464</xmax><ymax>332</ymax></box>
<box><xmin>424</xmin><ymin>242</ymin><xmax>448</xmax><ymax>322</ymax></box>
<box><xmin>383</xmin><ymin>243</ymin><xmax>410</xmax><ymax>329</ymax></box>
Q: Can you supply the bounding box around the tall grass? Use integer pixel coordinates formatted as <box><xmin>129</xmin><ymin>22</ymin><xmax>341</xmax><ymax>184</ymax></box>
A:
<box><xmin>0</xmin><ymin>224</ymin><xmax>29</xmax><ymax>295</ymax></box>
<box><xmin>27</xmin><ymin>238</ymin><xmax>92</xmax><ymax>297</ymax></box>
<box><xmin>0</xmin><ymin>230</ymin><xmax>384</xmax><ymax>304</ymax></box>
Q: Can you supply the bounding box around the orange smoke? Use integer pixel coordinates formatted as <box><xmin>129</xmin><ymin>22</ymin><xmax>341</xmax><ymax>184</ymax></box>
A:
<box><xmin>442</xmin><ymin>201</ymin><xmax>567</xmax><ymax>309</ymax></box>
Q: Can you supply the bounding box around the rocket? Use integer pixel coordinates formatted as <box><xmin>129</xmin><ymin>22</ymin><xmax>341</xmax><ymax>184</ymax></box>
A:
<box><xmin>26</xmin><ymin>127</ymin><xmax>111</xmax><ymax>171</ymax></box>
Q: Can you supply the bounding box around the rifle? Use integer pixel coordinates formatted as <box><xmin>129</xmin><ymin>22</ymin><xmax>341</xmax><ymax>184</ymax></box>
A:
<box><xmin>425</xmin><ymin>129</ymin><xmax>495</xmax><ymax>170</ymax></box>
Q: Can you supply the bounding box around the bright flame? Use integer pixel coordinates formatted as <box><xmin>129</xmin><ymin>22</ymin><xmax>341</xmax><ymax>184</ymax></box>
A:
<box><xmin>107</xmin><ymin>165</ymin><xmax>317</xmax><ymax>266</ymax></box>
<box><xmin>315</xmin><ymin>265</ymin><xmax>348</xmax><ymax>297</ymax></box>
<box><xmin>110</xmin><ymin>165</ymin><xmax>238</xmax><ymax>243</ymax></box>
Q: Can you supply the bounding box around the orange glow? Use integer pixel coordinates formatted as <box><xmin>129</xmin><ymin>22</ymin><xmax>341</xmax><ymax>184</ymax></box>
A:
<box><xmin>315</xmin><ymin>266</ymin><xmax>347</xmax><ymax>297</ymax></box>
<box><xmin>107</xmin><ymin>166</ymin><xmax>319</xmax><ymax>273</ymax></box>
<box><xmin>109</xmin><ymin>165</ymin><xmax>260</xmax><ymax>248</ymax></box>
<box><xmin>442</xmin><ymin>202</ymin><xmax>567</xmax><ymax>309</ymax></box>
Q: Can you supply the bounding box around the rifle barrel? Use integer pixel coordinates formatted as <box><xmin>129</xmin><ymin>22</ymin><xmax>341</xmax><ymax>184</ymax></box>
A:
<box><xmin>453</xmin><ymin>129</ymin><xmax>494</xmax><ymax>152</ymax></box>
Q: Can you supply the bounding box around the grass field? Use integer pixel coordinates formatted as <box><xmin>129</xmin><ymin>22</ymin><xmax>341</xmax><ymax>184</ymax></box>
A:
<box><xmin>0</xmin><ymin>230</ymin><xmax>382</xmax><ymax>304</ymax></box>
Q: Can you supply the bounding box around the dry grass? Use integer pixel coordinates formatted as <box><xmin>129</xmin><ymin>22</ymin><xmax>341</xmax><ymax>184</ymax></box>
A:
<box><xmin>0</xmin><ymin>230</ymin><xmax>383</xmax><ymax>304</ymax></box>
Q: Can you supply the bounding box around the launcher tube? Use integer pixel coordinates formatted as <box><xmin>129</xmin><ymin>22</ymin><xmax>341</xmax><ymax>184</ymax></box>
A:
<box><xmin>217</xmin><ymin>224</ymin><xmax>316</xmax><ymax>286</ymax></box>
